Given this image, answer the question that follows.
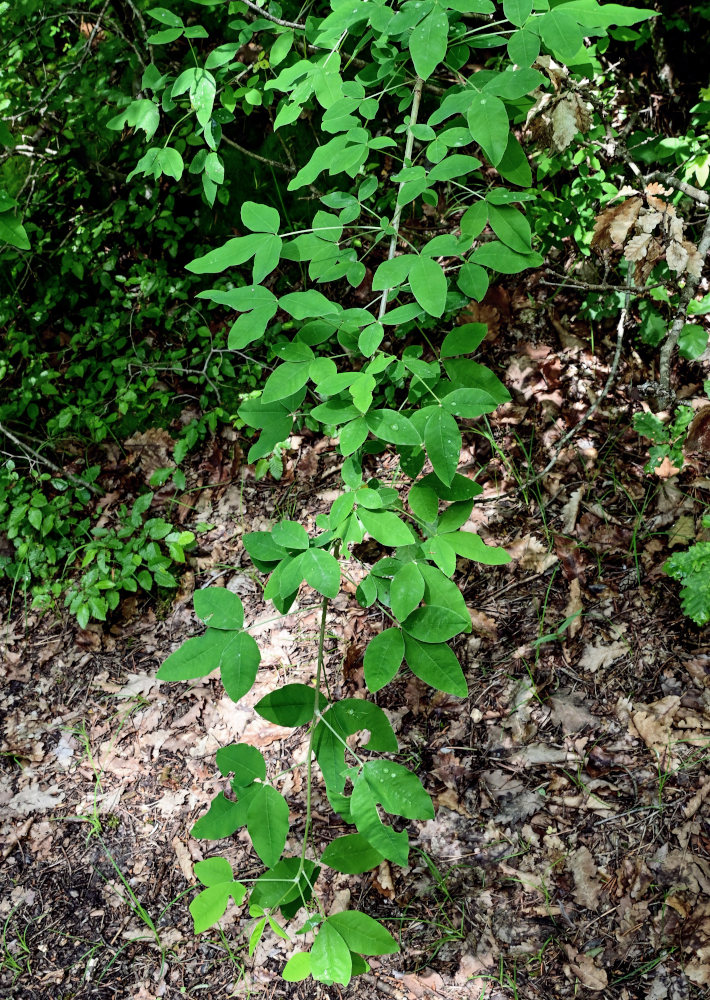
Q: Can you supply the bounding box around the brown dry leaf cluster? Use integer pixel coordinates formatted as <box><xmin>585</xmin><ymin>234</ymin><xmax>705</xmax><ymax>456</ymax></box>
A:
<box><xmin>591</xmin><ymin>184</ymin><xmax>703</xmax><ymax>282</ymax></box>
<box><xmin>526</xmin><ymin>59</ymin><xmax>592</xmax><ymax>152</ymax></box>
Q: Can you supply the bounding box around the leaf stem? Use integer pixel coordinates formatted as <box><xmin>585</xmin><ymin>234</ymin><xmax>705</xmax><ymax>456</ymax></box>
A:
<box><xmin>378</xmin><ymin>77</ymin><xmax>424</xmax><ymax>321</ymax></box>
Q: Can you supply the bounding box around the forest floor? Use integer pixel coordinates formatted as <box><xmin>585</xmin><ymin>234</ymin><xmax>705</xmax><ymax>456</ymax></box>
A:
<box><xmin>2</xmin><ymin>277</ymin><xmax>710</xmax><ymax>1000</ymax></box>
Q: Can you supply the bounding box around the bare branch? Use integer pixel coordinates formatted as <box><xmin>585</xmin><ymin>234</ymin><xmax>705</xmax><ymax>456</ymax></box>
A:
<box><xmin>0</xmin><ymin>423</ymin><xmax>102</xmax><ymax>495</ymax></box>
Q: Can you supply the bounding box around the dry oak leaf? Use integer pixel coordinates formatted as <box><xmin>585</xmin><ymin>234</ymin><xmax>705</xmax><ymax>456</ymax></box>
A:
<box><xmin>636</xmin><ymin>236</ymin><xmax>664</xmax><ymax>284</ymax></box>
<box><xmin>638</xmin><ymin>209</ymin><xmax>664</xmax><ymax>234</ymax></box>
<box><xmin>667</xmin><ymin>240</ymin><xmax>689</xmax><ymax>274</ymax></box>
<box><xmin>564</xmin><ymin>945</ymin><xmax>608</xmax><ymax>991</ymax></box>
<box><xmin>591</xmin><ymin>197</ymin><xmax>642</xmax><ymax>254</ymax></box>
<box><xmin>686</xmin><ymin>901</ymin><xmax>710</xmax><ymax>986</ymax></box>
<box><xmin>654</xmin><ymin>454</ymin><xmax>681</xmax><ymax>479</ymax></box>
<box><xmin>9</xmin><ymin>783</ymin><xmax>65</xmax><ymax>814</ymax></box>
<box><xmin>568</xmin><ymin>845</ymin><xmax>602</xmax><ymax>910</ymax></box>
<box><xmin>624</xmin><ymin>232</ymin><xmax>652</xmax><ymax>261</ymax></box>
<box><xmin>630</xmin><ymin>695</ymin><xmax>680</xmax><ymax>762</ymax></box>
<box><xmin>646</xmin><ymin>182</ymin><xmax>673</xmax><ymax>197</ymax></box>
<box><xmin>551</xmin><ymin>94</ymin><xmax>590</xmax><ymax>151</ymax></box>
<box><xmin>684</xmin><ymin>239</ymin><xmax>704</xmax><ymax>279</ymax></box>
<box><xmin>578</xmin><ymin>638</ymin><xmax>627</xmax><ymax>673</ymax></box>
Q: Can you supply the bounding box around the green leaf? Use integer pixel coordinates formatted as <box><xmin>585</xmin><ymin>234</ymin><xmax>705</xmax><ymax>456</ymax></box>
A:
<box><xmin>311</xmin><ymin>922</ymin><xmax>352</xmax><ymax>986</ymax></box>
<box><xmin>247</xmin><ymin>784</ymin><xmax>290</xmax><ymax>868</ymax></box>
<box><xmin>457</xmin><ymin>262</ymin><xmax>489</xmax><ymax>301</ymax></box>
<box><xmin>216</xmin><ymin>744</ymin><xmax>266</xmax><ymax>784</ymax></box>
<box><xmin>194</xmin><ymin>588</ymin><xmax>244</xmax><ymax>630</ymax></box>
<box><xmin>262</xmin><ymin>362</ymin><xmax>311</xmax><ymax>405</ymax></box>
<box><xmin>146</xmin><ymin>7</ymin><xmax>183</xmax><ymax>27</ymax></box>
<box><xmin>363</xmin><ymin>627</ymin><xmax>404</xmax><ymax>692</ymax></box>
<box><xmin>408</xmin><ymin>482</ymin><xmax>438</xmax><ymax>522</ymax></box>
<box><xmin>507</xmin><ymin>28</ymin><xmax>541</xmax><ymax>66</ymax></box>
<box><xmin>313</xmin><ymin>700</ymin><xmax>398</xmax><ymax>794</ymax></box>
<box><xmin>249</xmin><ymin>917</ymin><xmax>267</xmax><ymax>957</ymax></box>
<box><xmin>241</xmin><ymin>201</ymin><xmax>280</xmax><ymax>234</ymax></box>
<box><xmin>390</xmin><ymin>563</ymin><xmax>425</xmax><ymax>622</ymax></box>
<box><xmin>471</xmin><ymin>241</ymin><xmax>542</xmax><ymax>274</ymax></box>
<box><xmin>221</xmin><ymin>631</ymin><xmax>261</xmax><ymax>702</ymax></box>
<box><xmin>555</xmin><ymin>0</ymin><xmax>657</xmax><ymax>28</ymax></box>
<box><xmin>205</xmin><ymin>42</ymin><xmax>240</xmax><ymax>68</ymax></box>
<box><xmin>408</xmin><ymin>256</ymin><xmax>447</xmax><ymax>318</ymax></box>
<box><xmin>402</xmin><ymin>604</ymin><xmax>470</xmax><ymax>642</ymax></box>
<box><xmin>487</xmin><ymin>204</ymin><xmax>532</xmax><ymax>254</ymax></box>
<box><xmin>503</xmin><ymin>0</ymin><xmax>533</xmax><ymax>26</ymax></box>
<box><xmin>187</xmin><ymin>235</ymin><xmax>263</xmax><ymax>274</ymax></box>
<box><xmin>467</xmin><ymin>94</ymin><xmax>509</xmax><ymax>167</ymax></box>
<box><xmin>158</xmin><ymin>628</ymin><xmax>239</xmax><ymax>681</ymax></box>
<box><xmin>340</xmin><ymin>417</ymin><xmax>369</xmax><ymax>455</ymax></box>
<box><xmin>358</xmin><ymin>509</ymin><xmax>416</xmax><ymax>547</ymax></box>
<box><xmin>255</xmin><ymin>683</ymin><xmax>327</xmax><ymax>727</ymax></box>
<box><xmin>443</xmin><ymin>388</ymin><xmax>500</xmax><ymax>419</ymax></box>
<box><xmin>403</xmin><ymin>635</ymin><xmax>467</xmax><ymax>697</ymax></box>
<box><xmin>270</xmin><ymin>30</ymin><xmax>294</xmax><ymax>66</ymax></box>
<box><xmin>539</xmin><ymin>10</ymin><xmax>584</xmax><ymax>61</ymax></box>
<box><xmin>497</xmin><ymin>133</ymin><xmax>532</xmax><ymax>187</ymax></box>
<box><xmin>300</xmin><ymin>547</ymin><xmax>341</xmax><ymax>598</ymax></box>
<box><xmin>279</xmin><ymin>290</ymin><xmax>341</xmax><ymax>320</ymax></box>
<box><xmin>107</xmin><ymin>99</ymin><xmax>160</xmax><ymax>141</ymax></box>
<box><xmin>356</xmin><ymin>574</ymin><xmax>378</xmax><ymax>608</ymax></box>
<box><xmin>349</xmin><ymin>776</ymin><xmax>410</xmax><ymax>867</ymax></box>
<box><xmin>427</xmin><ymin>154</ymin><xmax>482</xmax><ymax>183</ymax></box>
<box><xmin>447</xmin><ymin>530</ymin><xmax>511</xmax><ymax>565</ymax></box>
<box><xmin>679</xmin><ymin>323</ymin><xmax>708</xmax><ymax>360</ymax></box>
<box><xmin>326</xmin><ymin>911</ymin><xmax>399</xmax><ymax>956</ymax></box>
<box><xmin>0</xmin><ymin>211</ymin><xmax>30</xmax><ymax>250</ymax></box>
<box><xmin>192</xmin><ymin>792</ymin><xmax>244</xmax><ymax>839</ymax></box>
<box><xmin>441</xmin><ymin>323</ymin><xmax>488</xmax><ymax>358</ymax></box>
<box><xmin>194</xmin><ymin>857</ymin><xmax>233</xmax><ymax>887</ymax></box>
<box><xmin>190</xmin><ymin>881</ymin><xmax>246</xmax><ymax>933</ymax></box>
<box><xmin>272</xmin><ymin>520</ymin><xmax>310</xmax><ymax>551</ymax></box>
<box><xmin>243</xmin><ymin>530</ymin><xmax>289</xmax><ymax>564</ymax></box>
<box><xmin>283</xmin><ymin>952</ymin><xmax>312</xmax><ymax>982</ymax></box>
<box><xmin>420</xmin><ymin>534</ymin><xmax>456</xmax><ymax>577</ymax></box>
<box><xmin>358</xmin><ymin>323</ymin><xmax>384</xmax><ymax>357</ymax></box>
<box><xmin>321</xmin><ymin>834</ymin><xmax>385</xmax><ymax>874</ymax></box>
<box><xmin>425</xmin><ymin>409</ymin><xmax>461</xmax><ymax>486</ymax></box>
<box><xmin>250</xmin><ymin>858</ymin><xmax>320</xmax><ymax>913</ymax></box>
<box><xmin>409</xmin><ymin>8</ymin><xmax>449</xmax><ymax>81</ymax></box>
<box><xmin>356</xmin><ymin>760</ymin><xmax>434</xmax><ymax>821</ymax></box>
<box><xmin>148</xmin><ymin>26</ymin><xmax>183</xmax><ymax>43</ymax></box>
<box><xmin>366</xmin><ymin>410</ymin><xmax>421</xmax><ymax>446</ymax></box>
<box><xmin>371</xmin><ymin>255</ymin><xmax>415</xmax><ymax>291</ymax></box>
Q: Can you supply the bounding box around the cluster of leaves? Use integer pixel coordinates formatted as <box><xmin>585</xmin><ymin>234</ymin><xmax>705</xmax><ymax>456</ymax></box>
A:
<box><xmin>0</xmin><ymin>0</ymin><xmax>293</xmax><ymax>617</ymax></box>
<box><xmin>115</xmin><ymin>0</ymin><xmax>667</xmax><ymax>987</ymax></box>
<box><xmin>62</xmin><ymin>492</ymin><xmax>197</xmax><ymax>628</ymax></box>
<box><xmin>0</xmin><ymin>459</ymin><xmax>197</xmax><ymax>625</ymax></box>
<box><xmin>633</xmin><ymin>405</ymin><xmax>695</xmax><ymax>475</ymax></box>
<box><xmin>665</xmin><ymin>519</ymin><xmax>710</xmax><ymax>626</ymax></box>
<box><xmin>0</xmin><ymin>462</ymin><xmax>96</xmax><ymax>600</ymax></box>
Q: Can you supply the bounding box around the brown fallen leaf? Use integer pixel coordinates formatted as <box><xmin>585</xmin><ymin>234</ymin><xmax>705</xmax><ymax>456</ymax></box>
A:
<box><xmin>564</xmin><ymin>945</ymin><xmax>608</xmax><ymax>991</ymax></box>
<box><xmin>655</xmin><ymin>455</ymin><xmax>681</xmax><ymax>479</ymax></box>
<box><xmin>568</xmin><ymin>846</ymin><xmax>602</xmax><ymax>910</ymax></box>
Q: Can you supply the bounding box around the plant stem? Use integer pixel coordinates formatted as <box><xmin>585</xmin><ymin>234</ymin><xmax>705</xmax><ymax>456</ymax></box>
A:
<box><xmin>299</xmin><ymin>592</ymin><xmax>330</xmax><ymax>874</ymax></box>
<box><xmin>378</xmin><ymin>77</ymin><xmax>424</xmax><ymax>321</ymax></box>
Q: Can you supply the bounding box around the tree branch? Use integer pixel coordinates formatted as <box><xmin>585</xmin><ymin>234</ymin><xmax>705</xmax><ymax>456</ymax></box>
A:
<box><xmin>239</xmin><ymin>0</ymin><xmax>306</xmax><ymax>30</ymax></box>
<box><xmin>0</xmin><ymin>423</ymin><xmax>102</xmax><ymax>495</ymax></box>
<box><xmin>656</xmin><ymin>209</ymin><xmax>710</xmax><ymax>408</ymax></box>
<box><xmin>222</xmin><ymin>134</ymin><xmax>296</xmax><ymax>173</ymax></box>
